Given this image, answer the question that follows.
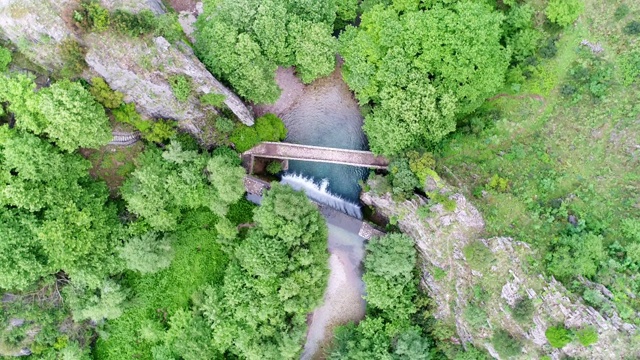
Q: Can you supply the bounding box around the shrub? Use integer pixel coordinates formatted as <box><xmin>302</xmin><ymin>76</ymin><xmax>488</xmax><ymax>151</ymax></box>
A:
<box><xmin>230</xmin><ymin>125</ymin><xmax>260</xmax><ymax>152</ymax></box>
<box><xmin>90</xmin><ymin>77</ymin><xmax>123</xmax><ymax>109</ymax></box>
<box><xmin>406</xmin><ymin>150</ymin><xmax>436</xmax><ymax>185</ymax></box>
<box><xmin>545</xmin><ymin>326</ymin><xmax>572</xmax><ymax>348</ymax></box>
<box><xmin>487</xmin><ymin>174</ymin><xmax>509</xmax><ymax>192</ymax></box>
<box><xmin>200</xmin><ymin>93</ymin><xmax>226</xmax><ymax>107</ymax></box>
<box><xmin>255</xmin><ymin>113</ymin><xmax>287</xmax><ymax>142</ymax></box>
<box><xmin>539</xmin><ymin>37</ymin><xmax>559</xmax><ymax>59</ymax></box>
<box><xmin>388</xmin><ymin>158</ymin><xmax>420</xmax><ymax>200</ymax></box>
<box><xmin>492</xmin><ymin>329</ymin><xmax>522</xmax><ymax>358</ymax></box>
<box><xmin>145</xmin><ymin>119</ymin><xmax>176</xmax><ymax>143</ymax></box>
<box><xmin>168</xmin><ymin>75</ymin><xmax>192</xmax><ymax>102</ymax></box>
<box><xmin>154</xmin><ymin>13</ymin><xmax>183</xmax><ymax>43</ymax></box>
<box><xmin>214</xmin><ymin>117</ymin><xmax>235</xmax><ymax>134</ymax></box>
<box><xmin>84</xmin><ymin>1</ymin><xmax>110</xmax><ymax>32</ymax></box>
<box><xmin>463</xmin><ymin>241</ymin><xmax>494</xmax><ymax>271</ymax></box>
<box><xmin>576</xmin><ymin>327</ymin><xmax>598</xmax><ymax>347</ymax></box>
<box><xmin>0</xmin><ymin>46</ymin><xmax>11</xmax><ymax>72</ymax></box>
<box><xmin>545</xmin><ymin>0</ymin><xmax>584</xmax><ymax>27</ymax></box>
<box><xmin>512</xmin><ymin>298</ymin><xmax>534</xmax><ymax>322</ymax></box>
<box><xmin>464</xmin><ymin>304</ymin><xmax>488</xmax><ymax>329</ymax></box>
<box><xmin>266</xmin><ymin>161</ymin><xmax>283</xmax><ymax>175</ymax></box>
<box><xmin>112</xmin><ymin>9</ymin><xmax>157</xmax><ymax>36</ymax></box>
<box><xmin>58</xmin><ymin>39</ymin><xmax>87</xmax><ymax>79</ymax></box>
<box><xmin>614</xmin><ymin>4</ymin><xmax>630</xmax><ymax>21</ymax></box>
<box><xmin>623</xmin><ymin>20</ymin><xmax>640</xmax><ymax>35</ymax></box>
<box><xmin>119</xmin><ymin>232</ymin><xmax>174</xmax><ymax>274</ymax></box>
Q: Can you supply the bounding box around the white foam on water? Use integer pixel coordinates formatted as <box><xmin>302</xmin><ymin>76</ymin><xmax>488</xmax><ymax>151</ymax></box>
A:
<box><xmin>281</xmin><ymin>173</ymin><xmax>363</xmax><ymax>219</ymax></box>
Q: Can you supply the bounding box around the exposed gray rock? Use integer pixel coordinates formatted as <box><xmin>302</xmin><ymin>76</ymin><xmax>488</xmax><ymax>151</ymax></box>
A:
<box><xmin>361</xmin><ymin>177</ymin><xmax>638</xmax><ymax>359</ymax></box>
<box><xmin>0</xmin><ymin>0</ymin><xmax>254</xmax><ymax>141</ymax></box>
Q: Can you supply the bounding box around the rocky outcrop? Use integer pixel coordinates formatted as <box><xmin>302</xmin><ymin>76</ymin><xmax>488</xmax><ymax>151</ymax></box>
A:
<box><xmin>361</xmin><ymin>178</ymin><xmax>638</xmax><ymax>359</ymax></box>
<box><xmin>0</xmin><ymin>0</ymin><xmax>254</xmax><ymax>138</ymax></box>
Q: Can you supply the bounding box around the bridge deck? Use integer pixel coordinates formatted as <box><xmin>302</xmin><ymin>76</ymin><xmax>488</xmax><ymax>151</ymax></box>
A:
<box><xmin>243</xmin><ymin>142</ymin><xmax>389</xmax><ymax>169</ymax></box>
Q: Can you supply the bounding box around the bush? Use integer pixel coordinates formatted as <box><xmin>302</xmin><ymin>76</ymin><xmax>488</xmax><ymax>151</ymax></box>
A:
<box><xmin>266</xmin><ymin>161</ymin><xmax>283</xmax><ymax>175</ymax></box>
<box><xmin>255</xmin><ymin>113</ymin><xmax>287</xmax><ymax>142</ymax></box>
<box><xmin>230</xmin><ymin>125</ymin><xmax>259</xmax><ymax>152</ymax></box>
<box><xmin>214</xmin><ymin>117</ymin><xmax>235</xmax><ymax>134</ymax></box>
<box><xmin>576</xmin><ymin>327</ymin><xmax>598</xmax><ymax>347</ymax></box>
<box><xmin>463</xmin><ymin>304</ymin><xmax>488</xmax><ymax>329</ymax></box>
<box><xmin>90</xmin><ymin>77</ymin><xmax>123</xmax><ymax>109</ymax></box>
<box><xmin>0</xmin><ymin>46</ymin><xmax>12</xmax><ymax>72</ymax></box>
<box><xmin>112</xmin><ymin>9</ymin><xmax>157</xmax><ymax>36</ymax></box>
<box><xmin>462</xmin><ymin>241</ymin><xmax>495</xmax><ymax>271</ymax></box>
<box><xmin>614</xmin><ymin>4</ymin><xmax>630</xmax><ymax>21</ymax></box>
<box><xmin>84</xmin><ymin>1</ymin><xmax>110</xmax><ymax>32</ymax></box>
<box><xmin>168</xmin><ymin>75</ymin><xmax>192</xmax><ymax>102</ymax></box>
<box><xmin>539</xmin><ymin>36</ymin><xmax>559</xmax><ymax>59</ymax></box>
<box><xmin>545</xmin><ymin>0</ymin><xmax>584</xmax><ymax>27</ymax></box>
<box><xmin>200</xmin><ymin>93</ymin><xmax>226</xmax><ymax>107</ymax></box>
<box><xmin>491</xmin><ymin>329</ymin><xmax>522</xmax><ymax>358</ymax></box>
<box><xmin>388</xmin><ymin>158</ymin><xmax>420</xmax><ymax>200</ymax></box>
<box><xmin>623</xmin><ymin>20</ymin><xmax>640</xmax><ymax>35</ymax></box>
<box><xmin>58</xmin><ymin>39</ymin><xmax>87</xmax><ymax>79</ymax></box>
<box><xmin>511</xmin><ymin>298</ymin><xmax>534</xmax><ymax>322</ymax></box>
<box><xmin>545</xmin><ymin>326</ymin><xmax>572</xmax><ymax>348</ymax></box>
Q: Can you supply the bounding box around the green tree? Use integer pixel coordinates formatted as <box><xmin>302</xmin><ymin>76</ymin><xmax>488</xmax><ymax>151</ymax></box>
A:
<box><xmin>230</xmin><ymin>124</ymin><xmax>260</xmax><ymax>152</ymax></box>
<box><xmin>200</xmin><ymin>183</ymin><xmax>329</xmax><ymax>359</ymax></box>
<box><xmin>195</xmin><ymin>0</ymin><xmax>347</xmax><ymax>103</ymax></box>
<box><xmin>118</xmin><ymin>232</ymin><xmax>174</xmax><ymax>274</ymax></box>
<box><xmin>121</xmin><ymin>141</ymin><xmax>245</xmax><ymax>231</ymax></box>
<box><xmin>64</xmin><ymin>280</ymin><xmax>127</xmax><ymax>322</ymax></box>
<box><xmin>340</xmin><ymin>1</ymin><xmax>509</xmax><ymax>155</ymax></box>
<box><xmin>0</xmin><ymin>46</ymin><xmax>12</xmax><ymax>72</ymax></box>
<box><xmin>546</xmin><ymin>0</ymin><xmax>584</xmax><ymax>27</ymax></box>
<box><xmin>255</xmin><ymin>113</ymin><xmax>288</xmax><ymax>142</ymax></box>
<box><xmin>363</xmin><ymin>233</ymin><xmax>417</xmax><ymax>323</ymax></box>
<box><xmin>547</xmin><ymin>232</ymin><xmax>606</xmax><ymax>279</ymax></box>
<box><xmin>0</xmin><ymin>128</ymin><xmax>121</xmax><ymax>290</ymax></box>
<box><xmin>90</xmin><ymin>77</ymin><xmax>123</xmax><ymax>109</ymax></box>
<box><xmin>168</xmin><ymin>75</ymin><xmax>192</xmax><ymax>102</ymax></box>
<box><xmin>38</xmin><ymin>79</ymin><xmax>112</xmax><ymax>151</ymax></box>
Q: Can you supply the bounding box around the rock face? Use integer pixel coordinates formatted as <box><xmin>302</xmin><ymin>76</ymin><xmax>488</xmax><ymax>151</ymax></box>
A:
<box><xmin>361</xmin><ymin>178</ymin><xmax>638</xmax><ymax>359</ymax></box>
<box><xmin>0</xmin><ymin>0</ymin><xmax>254</xmax><ymax>137</ymax></box>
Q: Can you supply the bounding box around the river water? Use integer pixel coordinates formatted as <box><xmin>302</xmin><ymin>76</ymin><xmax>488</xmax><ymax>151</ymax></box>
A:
<box><xmin>253</xmin><ymin>66</ymin><xmax>369</xmax><ymax>359</ymax></box>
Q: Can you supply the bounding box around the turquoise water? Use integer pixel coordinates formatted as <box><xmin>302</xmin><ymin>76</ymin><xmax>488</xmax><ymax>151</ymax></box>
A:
<box><xmin>280</xmin><ymin>72</ymin><xmax>368</xmax><ymax>203</ymax></box>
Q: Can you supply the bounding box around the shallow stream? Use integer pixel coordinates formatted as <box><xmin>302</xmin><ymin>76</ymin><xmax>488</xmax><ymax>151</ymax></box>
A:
<box><xmin>253</xmin><ymin>66</ymin><xmax>369</xmax><ymax>359</ymax></box>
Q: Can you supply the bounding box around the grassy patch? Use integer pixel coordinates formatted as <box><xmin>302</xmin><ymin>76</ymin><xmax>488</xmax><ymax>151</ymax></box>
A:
<box><xmin>81</xmin><ymin>143</ymin><xmax>144</xmax><ymax>196</ymax></box>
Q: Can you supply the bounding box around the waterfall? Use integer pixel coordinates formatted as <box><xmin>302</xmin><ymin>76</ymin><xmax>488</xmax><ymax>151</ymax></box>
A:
<box><xmin>281</xmin><ymin>173</ymin><xmax>363</xmax><ymax>219</ymax></box>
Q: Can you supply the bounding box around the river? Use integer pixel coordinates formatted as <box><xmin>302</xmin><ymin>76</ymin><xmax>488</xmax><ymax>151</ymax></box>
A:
<box><xmin>253</xmin><ymin>65</ymin><xmax>369</xmax><ymax>359</ymax></box>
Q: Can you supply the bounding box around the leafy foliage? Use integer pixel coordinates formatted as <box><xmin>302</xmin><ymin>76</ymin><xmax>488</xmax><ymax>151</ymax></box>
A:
<box><xmin>0</xmin><ymin>45</ymin><xmax>12</xmax><ymax>72</ymax></box>
<box><xmin>200</xmin><ymin>92</ymin><xmax>226</xmax><ymax>107</ymax></box>
<box><xmin>63</xmin><ymin>280</ymin><xmax>126</xmax><ymax>322</ymax></box>
<box><xmin>230</xmin><ymin>124</ymin><xmax>260</xmax><ymax>152</ymax></box>
<box><xmin>255</xmin><ymin>113</ymin><xmax>287</xmax><ymax>142</ymax></box>
<box><xmin>118</xmin><ymin>231</ymin><xmax>174</xmax><ymax>274</ymax></box>
<box><xmin>0</xmin><ymin>128</ymin><xmax>121</xmax><ymax>290</ymax></box>
<box><xmin>511</xmin><ymin>298</ymin><xmax>534</xmax><ymax>323</ymax></box>
<box><xmin>340</xmin><ymin>1</ymin><xmax>509</xmax><ymax>155</ymax></box>
<box><xmin>89</xmin><ymin>77</ymin><xmax>124</xmax><ymax>109</ymax></box>
<box><xmin>121</xmin><ymin>141</ymin><xmax>245</xmax><ymax>231</ymax></box>
<box><xmin>58</xmin><ymin>39</ymin><xmax>88</xmax><ymax>79</ymax></box>
<box><xmin>624</xmin><ymin>20</ymin><xmax>640</xmax><ymax>35</ymax></box>
<box><xmin>545</xmin><ymin>326</ymin><xmax>572</xmax><ymax>348</ymax></box>
<box><xmin>491</xmin><ymin>329</ymin><xmax>522</xmax><ymax>358</ymax></box>
<box><xmin>576</xmin><ymin>327</ymin><xmax>598</xmax><ymax>347</ymax></box>
<box><xmin>546</xmin><ymin>232</ymin><xmax>606</xmax><ymax>279</ymax></box>
<box><xmin>0</xmin><ymin>75</ymin><xmax>111</xmax><ymax>151</ymax></box>
<box><xmin>200</xmin><ymin>183</ymin><xmax>328</xmax><ymax>359</ymax></box>
<box><xmin>113</xmin><ymin>103</ymin><xmax>176</xmax><ymax>143</ymax></box>
<box><xmin>387</xmin><ymin>158</ymin><xmax>420</xmax><ymax>200</ymax></box>
<box><xmin>462</xmin><ymin>241</ymin><xmax>495</xmax><ymax>271</ymax></box>
<box><xmin>194</xmin><ymin>0</ymin><xmax>351</xmax><ymax>102</ymax></box>
<box><xmin>168</xmin><ymin>75</ymin><xmax>192</xmax><ymax>102</ymax></box>
<box><xmin>545</xmin><ymin>0</ymin><xmax>584</xmax><ymax>27</ymax></box>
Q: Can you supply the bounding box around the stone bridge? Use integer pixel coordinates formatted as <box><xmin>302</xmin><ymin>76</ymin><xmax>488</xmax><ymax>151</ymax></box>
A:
<box><xmin>242</xmin><ymin>142</ymin><xmax>389</xmax><ymax>173</ymax></box>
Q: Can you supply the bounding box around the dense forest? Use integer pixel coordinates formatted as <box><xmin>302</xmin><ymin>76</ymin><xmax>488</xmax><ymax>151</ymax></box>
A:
<box><xmin>0</xmin><ymin>0</ymin><xmax>639</xmax><ymax>359</ymax></box>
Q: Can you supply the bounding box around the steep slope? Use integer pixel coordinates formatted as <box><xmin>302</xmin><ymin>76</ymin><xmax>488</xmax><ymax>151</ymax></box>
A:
<box><xmin>0</xmin><ymin>0</ymin><xmax>253</xmax><ymax>135</ymax></box>
<box><xmin>361</xmin><ymin>177</ymin><xmax>638</xmax><ymax>359</ymax></box>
